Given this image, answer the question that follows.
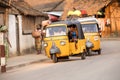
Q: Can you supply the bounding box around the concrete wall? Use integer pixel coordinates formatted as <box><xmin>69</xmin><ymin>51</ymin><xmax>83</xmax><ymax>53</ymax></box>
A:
<box><xmin>18</xmin><ymin>15</ymin><xmax>35</xmax><ymax>54</ymax></box>
<box><xmin>8</xmin><ymin>15</ymin><xmax>35</xmax><ymax>56</ymax></box>
<box><xmin>8</xmin><ymin>15</ymin><xmax>17</xmax><ymax>56</ymax></box>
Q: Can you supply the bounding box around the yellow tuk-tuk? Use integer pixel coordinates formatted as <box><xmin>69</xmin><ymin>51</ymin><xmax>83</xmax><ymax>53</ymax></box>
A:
<box><xmin>78</xmin><ymin>17</ymin><xmax>101</xmax><ymax>55</ymax></box>
<box><xmin>43</xmin><ymin>20</ymin><xmax>86</xmax><ymax>63</ymax></box>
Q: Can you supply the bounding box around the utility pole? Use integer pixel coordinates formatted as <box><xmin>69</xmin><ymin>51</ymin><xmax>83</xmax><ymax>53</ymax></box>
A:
<box><xmin>0</xmin><ymin>33</ymin><xmax>6</xmax><ymax>73</ymax></box>
<box><xmin>0</xmin><ymin>0</ymin><xmax>11</xmax><ymax>73</ymax></box>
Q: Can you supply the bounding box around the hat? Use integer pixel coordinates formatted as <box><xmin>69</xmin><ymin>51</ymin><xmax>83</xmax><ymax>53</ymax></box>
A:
<box><xmin>67</xmin><ymin>10</ymin><xmax>74</xmax><ymax>16</ymax></box>
<box><xmin>72</xmin><ymin>10</ymin><xmax>81</xmax><ymax>16</ymax></box>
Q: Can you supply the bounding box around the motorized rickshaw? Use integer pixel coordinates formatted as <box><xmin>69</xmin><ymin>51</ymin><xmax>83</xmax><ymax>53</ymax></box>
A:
<box><xmin>43</xmin><ymin>20</ymin><xmax>86</xmax><ymax>63</ymax></box>
<box><xmin>78</xmin><ymin>17</ymin><xmax>101</xmax><ymax>55</ymax></box>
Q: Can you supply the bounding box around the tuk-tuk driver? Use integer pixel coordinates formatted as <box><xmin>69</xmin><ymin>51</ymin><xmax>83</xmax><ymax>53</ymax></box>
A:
<box><xmin>70</xmin><ymin>25</ymin><xmax>78</xmax><ymax>42</ymax></box>
<box><xmin>69</xmin><ymin>24</ymin><xmax>78</xmax><ymax>49</ymax></box>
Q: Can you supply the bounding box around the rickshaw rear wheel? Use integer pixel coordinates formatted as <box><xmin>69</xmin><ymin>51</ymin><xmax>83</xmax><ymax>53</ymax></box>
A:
<box><xmin>87</xmin><ymin>48</ymin><xmax>92</xmax><ymax>56</ymax></box>
<box><xmin>52</xmin><ymin>54</ymin><xmax>58</xmax><ymax>63</ymax></box>
<box><xmin>81</xmin><ymin>52</ymin><xmax>86</xmax><ymax>60</ymax></box>
<box><xmin>98</xmin><ymin>49</ymin><xmax>101</xmax><ymax>55</ymax></box>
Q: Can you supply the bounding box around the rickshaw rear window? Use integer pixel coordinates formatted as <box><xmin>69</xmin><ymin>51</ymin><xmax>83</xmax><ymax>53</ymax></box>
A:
<box><xmin>82</xmin><ymin>24</ymin><xmax>98</xmax><ymax>33</ymax></box>
<box><xmin>46</xmin><ymin>26</ymin><xmax>67</xmax><ymax>37</ymax></box>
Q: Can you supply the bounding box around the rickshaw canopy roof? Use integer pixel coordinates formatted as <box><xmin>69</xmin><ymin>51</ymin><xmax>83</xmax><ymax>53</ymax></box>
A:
<box><xmin>77</xmin><ymin>17</ymin><xmax>98</xmax><ymax>24</ymax></box>
<box><xmin>51</xmin><ymin>20</ymin><xmax>81</xmax><ymax>27</ymax></box>
<box><xmin>50</xmin><ymin>20</ymin><xmax>85</xmax><ymax>39</ymax></box>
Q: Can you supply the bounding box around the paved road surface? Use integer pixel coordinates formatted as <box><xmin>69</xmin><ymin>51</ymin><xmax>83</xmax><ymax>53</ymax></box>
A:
<box><xmin>0</xmin><ymin>40</ymin><xmax>120</xmax><ymax>80</ymax></box>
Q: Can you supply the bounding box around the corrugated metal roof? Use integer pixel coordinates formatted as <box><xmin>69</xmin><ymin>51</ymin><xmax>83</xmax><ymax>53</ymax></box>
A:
<box><xmin>10</xmin><ymin>1</ymin><xmax>48</xmax><ymax>17</ymax></box>
<box><xmin>33</xmin><ymin>0</ymin><xmax>64</xmax><ymax>12</ymax></box>
<box><xmin>32</xmin><ymin>0</ymin><xmax>111</xmax><ymax>15</ymax></box>
<box><xmin>0</xmin><ymin>0</ymin><xmax>10</xmax><ymax>8</ymax></box>
<box><xmin>73</xmin><ymin>0</ymin><xmax>112</xmax><ymax>15</ymax></box>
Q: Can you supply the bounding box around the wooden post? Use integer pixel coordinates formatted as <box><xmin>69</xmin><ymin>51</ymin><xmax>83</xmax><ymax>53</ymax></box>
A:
<box><xmin>0</xmin><ymin>45</ymin><xmax>6</xmax><ymax>73</ymax></box>
<box><xmin>108</xmin><ymin>5</ymin><xmax>112</xmax><ymax>35</ymax></box>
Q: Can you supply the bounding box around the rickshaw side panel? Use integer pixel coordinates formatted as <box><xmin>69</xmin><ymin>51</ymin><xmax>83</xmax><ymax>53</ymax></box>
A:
<box><xmin>69</xmin><ymin>39</ymin><xmax>86</xmax><ymax>54</ymax></box>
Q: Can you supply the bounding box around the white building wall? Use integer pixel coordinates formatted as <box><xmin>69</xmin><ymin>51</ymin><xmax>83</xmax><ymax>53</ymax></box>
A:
<box><xmin>8</xmin><ymin>15</ymin><xmax>35</xmax><ymax>56</ymax></box>
<box><xmin>8</xmin><ymin>15</ymin><xmax>17</xmax><ymax>56</ymax></box>
<box><xmin>18</xmin><ymin>15</ymin><xmax>35</xmax><ymax>54</ymax></box>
